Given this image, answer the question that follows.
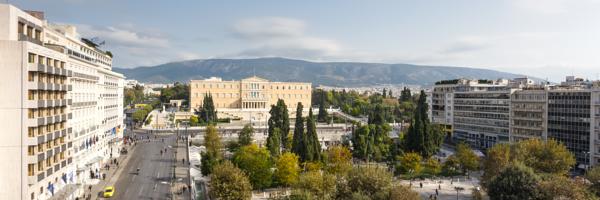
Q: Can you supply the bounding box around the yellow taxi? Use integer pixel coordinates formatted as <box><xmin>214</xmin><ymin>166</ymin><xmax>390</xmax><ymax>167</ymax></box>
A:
<box><xmin>103</xmin><ymin>186</ymin><xmax>115</xmax><ymax>198</ymax></box>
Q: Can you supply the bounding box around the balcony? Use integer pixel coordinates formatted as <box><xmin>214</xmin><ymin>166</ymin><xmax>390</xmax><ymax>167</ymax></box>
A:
<box><xmin>18</xmin><ymin>34</ymin><xmax>42</xmax><ymax>46</ymax></box>
<box><xmin>27</xmin><ymin>63</ymin><xmax>45</xmax><ymax>72</ymax></box>
<box><xmin>27</xmin><ymin>82</ymin><xmax>46</xmax><ymax>90</ymax></box>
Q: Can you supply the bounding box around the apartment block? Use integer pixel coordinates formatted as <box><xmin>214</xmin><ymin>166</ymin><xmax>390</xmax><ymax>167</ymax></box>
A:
<box><xmin>451</xmin><ymin>79</ymin><xmax>513</xmax><ymax>149</ymax></box>
<box><xmin>509</xmin><ymin>87</ymin><xmax>548</xmax><ymax>142</ymax></box>
<box><xmin>0</xmin><ymin>4</ymin><xmax>124</xmax><ymax>200</ymax></box>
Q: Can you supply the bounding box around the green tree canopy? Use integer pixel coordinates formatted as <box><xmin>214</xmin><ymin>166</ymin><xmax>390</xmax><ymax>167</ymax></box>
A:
<box><xmin>201</xmin><ymin>125</ymin><xmax>223</xmax><ymax>176</ymax></box>
<box><xmin>304</xmin><ymin>108</ymin><xmax>321</xmax><ymax>162</ymax></box>
<box><xmin>199</xmin><ymin>93</ymin><xmax>217</xmax><ymax>123</ymax></box>
<box><xmin>403</xmin><ymin>90</ymin><xmax>443</xmax><ymax>158</ymax></box>
<box><xmin>292</xmin><ymin>102</ymin><xmax>306</xmax><ymax>161</ymax></box>
<box><xmin>482</xmin><ymin>143</ymin><xmax>511</xmax><ymax>186</ymax></box>
<box><xmin>395</xmin><ymin>152</ymin><xmax>422</xmax><ymax>175</ymax></box>
<box><xmin>274</xmin><ymin>152</ymin><xmax>301</xmax><ymax>186</ymax></box>
<box><xmin>487</xmin><ymin>163</ymin><xmax>540</xmax><ymax>200</ymax></box>
<box><xmin>238</xmin><ymin>124</ymin><xmax>254</xmax><ymax>146</ymax></box>
<box><xmin>317</xmin><ymin>92</ymin><xmax>329</xmax><ymax>123</ymax></box>
<box><xmin>586</xmin><ymin>166</ymin><xmax>600</xmax><ymax>196</ymax></box>
<box><xmin>345</xmin><ymin>166</ymin><xmax>393</xmax><ymax>198</ymax></box>
<box><xmin>293</xmin><ymin>171</ymin><xmax>336</xmax><ymax>200</ymax></box>
<box><xmin>232</xmin><ymin>144</ymin><xmax>273</xmax><ymax>189</ymax></box>
<box><xmin>209</xmin><ymin>161</ymin><xmax>252</xmax><ymax>200</ymax></box>
<box><xmin>513</xmin><ymin>139</ymin><xmax>575</xmax><ymax>175</ymax></box>
<box><xmin>455</xmin><ymin>143</ymin><xmax>480</xmax><ymax>173</ymax></box>
<box><xmin>324</xmin><ymin>145</ymin><xmax>352</xmax><ymax>176</ymax></box>
<box><xmin>268</xmin><ymin>99</ymin><xmax>290</xmax><ymax>153</ymax></box>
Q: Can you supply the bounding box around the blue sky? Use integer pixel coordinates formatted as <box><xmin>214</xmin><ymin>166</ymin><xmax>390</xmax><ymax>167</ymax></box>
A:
<box><xmin>11</xmin><ymin>0</ymin><xmax>600</xmax><ymax>81</ymax></box>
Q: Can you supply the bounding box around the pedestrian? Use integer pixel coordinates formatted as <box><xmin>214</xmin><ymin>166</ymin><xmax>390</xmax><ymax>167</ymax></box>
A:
<box><xmin>182</xmin><ymin>158</ymin><xmax>185</xmax><ymax>164</ymax></box>
<box><xmin>88</xmin><ymin>185</ymin><xmax>92</xmax><ymax>192</ymax></box>
<box><xmin>435</xmin><ymin>189</ymin><xmax>438</xmax><ymax>196</ymax></box>
<box><xmin>438</xmin><ymin>184</ymin><xmax>441</xmax><ymax>190</ymax></box>
<box><xmin>420</xmin><ymin>182</ymin><xmax>423</xmax><ymax>188</ymax></box>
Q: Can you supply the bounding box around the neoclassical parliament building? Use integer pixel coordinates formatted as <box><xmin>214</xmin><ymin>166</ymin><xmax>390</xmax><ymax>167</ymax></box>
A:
<box><xmin>189</xmin><ymin>76</ymin><xmax>312</xmax><ymax>121</ymax></box>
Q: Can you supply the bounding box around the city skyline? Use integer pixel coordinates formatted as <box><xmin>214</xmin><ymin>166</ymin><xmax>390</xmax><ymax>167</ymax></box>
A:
<box><xmin>10</xmin><ymin>0</ymin><xmax>600</xmax><ymax>82</ymax></box>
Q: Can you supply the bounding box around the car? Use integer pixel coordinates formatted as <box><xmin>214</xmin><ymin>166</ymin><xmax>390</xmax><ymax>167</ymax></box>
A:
<box><xmin>103</xmin><ymin>186</ymin><xmax>115</xmax><ymax>198</ymax></box>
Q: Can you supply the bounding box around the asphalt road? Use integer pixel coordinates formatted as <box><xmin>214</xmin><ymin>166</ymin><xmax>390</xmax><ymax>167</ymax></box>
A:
<box><xmin>113</xmin><ymin>131</ymin><xmax>177</xmax><ymax>200</ymax></box>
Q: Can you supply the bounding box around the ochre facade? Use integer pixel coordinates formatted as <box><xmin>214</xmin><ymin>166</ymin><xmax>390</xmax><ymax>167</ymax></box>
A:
<box><xmin>189</xmin><ymin>76</ymin><xmax>312</xmax><ymax>111</ymax></box>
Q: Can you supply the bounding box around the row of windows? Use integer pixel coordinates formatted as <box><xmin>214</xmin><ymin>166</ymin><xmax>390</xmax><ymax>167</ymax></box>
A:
<box><xmin>28</xmin><ymin>71</ymin><xmax>67</xmax><ymax>85</ymax></box>
<box><xmin>27</xmin><ymin>150</ymin><xmax>66</xmax><ymax>176</ymax></box>
<box><xmin>27</xmin><ymin>107</ymin><xmax>66</xmax><ymax>119</ymax></box>
<box><xmin>27</xmin><ymin>122</ymin><xmax>66</xmax><ymax>137</ymax></box>
<box><xmin>28</xmin><ymin>90</ymin><xmax>66</xmax><ymax>101</ymax></box>
<box><xmin>18</xmin><ymin>21</ymin><xmax>42</xmax><ymax>43</ymax></box>
<box><xmin>193</xmin><ymin>83</ymin><xmax>309</xmax><ymax>90</ymax></box>
<box><xmin>28</xmin><ymin>53</ymin><xmax>66</xmax><ymax>68</ymax></box>
<box><xmin>195</xmin><ymin>92</ymin><xmax>309</xmax><ymax>99</ymax></box>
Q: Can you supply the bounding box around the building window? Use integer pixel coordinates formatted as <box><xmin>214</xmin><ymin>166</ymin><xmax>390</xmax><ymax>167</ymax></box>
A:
<box><xmin>28</xmin><ymin>53</ymin><xmax>35</xmax><ymax>63</ymax></box>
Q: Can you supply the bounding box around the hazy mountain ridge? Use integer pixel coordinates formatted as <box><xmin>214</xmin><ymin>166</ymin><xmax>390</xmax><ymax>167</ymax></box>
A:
<box><xmin>115</xmin><ymin>57</ymin><xmax>532</xmax><ymax>86</ymax></box>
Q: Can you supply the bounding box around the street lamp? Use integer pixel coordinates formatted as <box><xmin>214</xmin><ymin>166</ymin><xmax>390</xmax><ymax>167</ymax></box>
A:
<box><xmin>454</xmin><ymin>187</ymin><xmax>464</xmax><ymax>200</ymax></box>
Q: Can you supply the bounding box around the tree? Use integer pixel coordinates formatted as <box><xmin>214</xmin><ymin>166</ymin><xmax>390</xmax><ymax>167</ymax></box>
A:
<box><xmin>382</xmin><ymin>88</ymin><xmax>387</xmax><ymax>98</ymax></box>
<box><xmin>199</xmin><ymin>93</ymin><xmax>217</xmax><ymax>123</ymax></box>
<box><xmin>403</xmin><ymin>90</ymin><xmax>444</xmax><ymax>158</ymax></box>
<box><xmin>344</xmin><ymin>166</ymin><xmax>393</xmax><ymax>198</ymax></box>
<box><xmin>294</xmin><ymin>171</ymin><xmax>336</xmax><ymax>200</ymax></box>
<box><xmin>268</xmin><ymin>99</ymin><xmax>290</xmax><ymax>153</ymax></box>
<box><xmin>317</xmin><ymin>92</ymin><xmax>329</xmax><ymax>123</ymax></box>
<box><xmin>482</xmin><ymin>143</ymin><xmax>511</xmax><ymax>186</ymax></box>
<box><xmin>423</xmin><ymin>157</ymin><xmax>442</xmax><ymax>175</ymax></box>
<box><xmin>292</xmin><ymin>103</ymin><xmax>306</xmax><ymax>160</ymax></box>
<box><xmin>201</xmin><ymin>125</ymin><xmax>222</xmax><ymax>175</ymax></box>
<box><xmin>537</xmin><ymin>176</ymin><xmax>596</xmax><ymax>200</ymax></box>
<box><xmin>201</xmin><ymin>152</ymin><xmax>219</xmax><ymax>176</ymax></box>
<box><xmin>324</xmin><ymin>145</ymin><xmax>352</xmax><ymax>176</ymax></box>
<box><xmin>238</xmin><ymin>124</ymin><xmax>254</xmax><ymax>146</ymax></box>
<box><xmin>388</xmin><ymin>90</ymin><xmax>392</xmax><ymax>98</ymax></box>
<box><xmin>399</xmin><ymin>87</ymin><xmax>412</xmax><ymax>102</ymax></box>
<box><xmin>388</xmin><ymin>185</ymin><xmax>420</xmax><ymax>200</ymax></box>
<box><xmin>586</xmin><ymin>166</ymin><xmax>600</xmax><ymax>196</ymax></box>
<box><xmin>487</xmin><ymin>163</ymin><xmax>540</xmax><ymax>200</ymax></box>
<box><xmin>232</xmin><ymin>144</ymin><xmax>273</xmax><ymax>189</ymax></box>
<box><xmin>132</xmin><ymin>109</ymin><xmax>148</xmax><ymax>124</ymax></box>
<box><xmin>351</xmin><ymin>125</ymin><xmax>371</xmax><ymax>161</ymax></box>
<box><xmin>204</xmin><ymin>125</ymin><xmax>222</xmax><ymax>157</ymax></box>
<box><xmin>189</xmin><ymin>115</ymin><xmax>200</xmax><ymax>126</ymax></box>
<box><xmin>304</xmin><ymin>108</ymin><xmax>321</xmax><ymax>162</ymax></box>
<box><xmin>455</xmin><ymin>143</ymin><xmax>480</xmax><ymax>173</ymax></box>
<box><xmin>442</xmin><ymin>155</ymin><xmax>461</xmax><ymax>176</ymax></box>
<box><xmin>395</xmin><ymin>152</ymin><xmax>422</xmax><ymax>175</ymax></box>
<box><xmin>513</xmin><ymin>139</ymin><xmax>575</xmax><ymax>175</ymax></box>
<box><xmin>274</xmin><ymin>152</ymin><xmax>300</xmax><ymax>186</ymax></box>
<box><xmin>209</xmin><ymin>161</ymin><xmax>252</xmax><ymax>200</ymax></box>
<box><xmin>267</xmin><ymin>128</ymin><xmax>282</xmax><ymax>157</ymax></box>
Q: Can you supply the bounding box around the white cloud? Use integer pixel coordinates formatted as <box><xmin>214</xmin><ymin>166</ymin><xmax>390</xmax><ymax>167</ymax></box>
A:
<box><xmin>229</xmin><ymin>17</ymin><xmax>343</xmax><ymax>60</ymax></box>
<box><xmin>74</xmin><ymin>24</ymin><xmax>200</xmax><ymax>67</ymax></box>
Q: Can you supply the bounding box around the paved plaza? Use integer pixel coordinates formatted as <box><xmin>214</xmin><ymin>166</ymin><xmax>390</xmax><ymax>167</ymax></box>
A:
<box><xmin>399</xmin><ymin>176</ymin><xmax>481</xmax><ymax>200</ymax></box>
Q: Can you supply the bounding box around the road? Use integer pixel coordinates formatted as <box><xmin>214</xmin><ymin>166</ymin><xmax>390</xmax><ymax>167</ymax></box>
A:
<box><xmin>113</xmin><ymin>131</ymin><xmax>177</xmax><ymax>200</ymax></box>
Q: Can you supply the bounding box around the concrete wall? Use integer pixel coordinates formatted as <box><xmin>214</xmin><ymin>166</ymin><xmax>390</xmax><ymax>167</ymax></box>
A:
<box><xmin>0</xmin><ymin>40</ymin><xmax>27</xmax><ymax>200</ymax></box>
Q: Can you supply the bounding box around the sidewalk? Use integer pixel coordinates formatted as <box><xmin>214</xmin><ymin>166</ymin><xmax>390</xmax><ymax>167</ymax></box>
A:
<box><xmin>171</xmin><ymin>137</ymin><xmax>191</xmax><ymax>200</ymax></box>
<box><xmin>79</xmin><ymin>144</ymin><xmax>134</xmax><ymax>200</ymax></box>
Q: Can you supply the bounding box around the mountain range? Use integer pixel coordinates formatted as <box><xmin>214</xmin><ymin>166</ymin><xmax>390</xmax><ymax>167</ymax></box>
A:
<box><xmin>114</xmin><ymin>57</ymin><xmax>531</xmax><ymax>86</ymax></box>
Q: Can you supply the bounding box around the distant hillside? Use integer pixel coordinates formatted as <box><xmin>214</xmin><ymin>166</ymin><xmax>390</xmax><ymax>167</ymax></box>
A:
<box><xmin>115</xmin><ymin>57</ymin><xmax>531</xmax><ymax>86</ymax></box>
